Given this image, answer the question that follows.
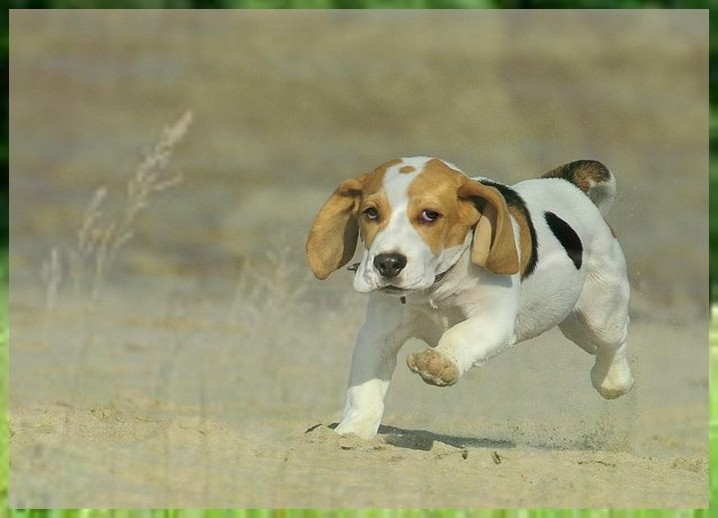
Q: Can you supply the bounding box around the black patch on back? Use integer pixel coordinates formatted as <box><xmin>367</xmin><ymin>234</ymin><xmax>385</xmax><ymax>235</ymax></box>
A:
<box><xmin>544</xmin><ymin>211</ymin><xmax>582</xmax><ymax>269</ymax></box>
<box><xmin>478</xmin><ymin>179</ymin><xmax>538</xmax><ymax>279</ymax></box>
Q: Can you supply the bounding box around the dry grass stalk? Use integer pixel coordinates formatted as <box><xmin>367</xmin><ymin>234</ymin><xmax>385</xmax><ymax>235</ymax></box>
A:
<box><xmin>40</xmin><ymin>247</ymin><xmax>62</xmax><ymax>311</ymax></box>
<box><xmin>228</xmin><ymin>240</ymin><xmax>308</xmax><ymax>327</ymax></box>
<box><xmin>46</xmin><ymin>110</ymin><xmax>193</xmax><ymax>306</ymax></box>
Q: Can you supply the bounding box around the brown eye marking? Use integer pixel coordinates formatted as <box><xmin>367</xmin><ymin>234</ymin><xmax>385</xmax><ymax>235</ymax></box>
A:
<box><xmin>419</xmin><ymin>209</ymin><xmax>441</xmax><ymax>224</ymax></box>
<box><xmin>363</xmin><ymin>207</ymin><xmax>379</xmax><ymax>221</ymax></box>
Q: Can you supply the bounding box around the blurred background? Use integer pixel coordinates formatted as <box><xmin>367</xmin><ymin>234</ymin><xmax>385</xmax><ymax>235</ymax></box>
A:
<box><xmin>9</xmin><ymin>9</ymin><xmax>708</xmax><ymax>322</ymax></box>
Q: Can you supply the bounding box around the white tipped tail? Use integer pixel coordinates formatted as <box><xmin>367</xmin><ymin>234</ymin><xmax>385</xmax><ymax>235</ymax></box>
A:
<box><xmin>586</xmin><ymin>170</ymin><xmax>616</xmax><ymax>217</ymax></box>
<box><xmin>541</xmin><ymin>160</ymin><xmax>615</xmax><ymax>217</ymax></box>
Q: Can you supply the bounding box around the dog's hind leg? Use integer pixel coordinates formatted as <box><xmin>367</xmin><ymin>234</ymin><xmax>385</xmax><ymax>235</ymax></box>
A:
<box><xmin>559</xmin><ymin>241</ymin><xmax>634</xmax><ymax>399</ymax></box>
<box><xmin>559</xmin><ymin>309</ymin><xmax>633</xmax><ymax>399</ymax></box>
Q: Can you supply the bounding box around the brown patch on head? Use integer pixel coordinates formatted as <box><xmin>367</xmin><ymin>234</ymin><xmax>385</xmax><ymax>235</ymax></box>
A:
<box><xmin>357</xmin><ymin>191</ymin><xmax>390</xmax><ymax>248</ymax></box>
<box><xmin>406</xmin><ymin>159</ymin><xmax>476</xmax><ymax>255</ymax></box>
<box><xmin>353</xmin><ymin>159</ymin><xmax>402</xmax><ymax>248</ymax></box>
<box><xmin>542</xmin><ymin>160</ymin><xmax>610</xmax><ymax>194</ymax></box>
<box><xmin>399</xmin><ymin>165</ymin><xmax>416</xmax><ymax>174</ymax></box>
<box><xmin>306</xmin><ymin>158</ymin><xmax>400</xmax><ymax>279</ymax></box>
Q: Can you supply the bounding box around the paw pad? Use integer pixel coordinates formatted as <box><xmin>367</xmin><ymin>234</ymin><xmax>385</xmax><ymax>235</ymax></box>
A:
<box><xmin>406</xmin><ymin>349</ymin><xmax>459</xmax><ymax>387</ymax></box>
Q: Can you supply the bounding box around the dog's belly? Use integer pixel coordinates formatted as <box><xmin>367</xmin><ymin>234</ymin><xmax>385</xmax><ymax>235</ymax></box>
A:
<box><xmin>514</xmin><ymin>268</ymin><xmax>585</xmax><ymax>342</ymax></box>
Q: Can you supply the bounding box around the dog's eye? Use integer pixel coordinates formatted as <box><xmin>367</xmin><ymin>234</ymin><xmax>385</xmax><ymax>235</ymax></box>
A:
<box><xmin>420</xmin><ymin>209</ymin><xmax>440</xmax><ymax>223</ymax></box>
<box><xmin>363</xmin><ymin>207</ymin><xmax>379</xmax><ymax>221</ymax></box>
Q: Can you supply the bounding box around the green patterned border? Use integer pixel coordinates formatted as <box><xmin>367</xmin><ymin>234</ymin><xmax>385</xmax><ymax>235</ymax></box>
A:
<box><xmin>1</xmin><ymin>253</ymin><xmax>8</xmax><ymax>511</ymax></box>
<box><xmin>711</xmin><ymin>316</ymin><xmax>717</xmax><ymax>510</ymax></box>
<box><xmin>0</xmin><ymin>508</ymin><xmax>714</xmax><ymax>516</ymax></box>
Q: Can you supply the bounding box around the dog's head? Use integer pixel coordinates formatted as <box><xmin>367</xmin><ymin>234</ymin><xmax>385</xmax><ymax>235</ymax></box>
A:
<box><xmin>306</xmin><ymin>157</ymin><xmax>519</xmax><ymax>294</ymax></box>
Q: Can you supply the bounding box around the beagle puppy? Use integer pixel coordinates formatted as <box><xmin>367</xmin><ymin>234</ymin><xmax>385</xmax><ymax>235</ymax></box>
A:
<box><xmin>306</xmin><ymin>157</ymin><xmax>633</xmax><ymax>439</ymax></box>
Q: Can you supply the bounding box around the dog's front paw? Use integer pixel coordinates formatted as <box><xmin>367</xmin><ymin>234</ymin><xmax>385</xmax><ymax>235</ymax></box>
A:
<box><xmin>407</xmin><ymin>349</ymin><xmax>459</xmax><ymax>387</ymax></box>
<box><xmin>335</xmin><ymin>418</ymin><xmax>380</xmax><ymax>440</ymax></box>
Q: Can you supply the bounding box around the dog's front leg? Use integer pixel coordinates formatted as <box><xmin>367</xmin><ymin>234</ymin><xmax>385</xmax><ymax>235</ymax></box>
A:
<box><xmin>407</xmin><ymin>303</ymin><xmax>517</xmax><ymax>387</ymax></box>
<box><xmin>335</xmin><ymin>294</ymin><xmax>410</xmax><ymax>439</ymax></box>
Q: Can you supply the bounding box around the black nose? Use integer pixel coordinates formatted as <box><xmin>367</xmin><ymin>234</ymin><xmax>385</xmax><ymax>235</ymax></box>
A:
<box><xmin>373</xmin><ymin>253</ymin><xmax>407</xmax><ymax>278</ymax></box>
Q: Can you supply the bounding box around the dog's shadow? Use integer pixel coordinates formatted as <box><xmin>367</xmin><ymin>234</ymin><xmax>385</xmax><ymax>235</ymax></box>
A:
<box><xmin>379</xmin><ymin>424</ymin><xmax>516</xmax><ymax>451</ymax></box>
<box><xmin>328</xmin><ymin>422</ymin><xmax>515</xmax><ymax>452</ymax></box>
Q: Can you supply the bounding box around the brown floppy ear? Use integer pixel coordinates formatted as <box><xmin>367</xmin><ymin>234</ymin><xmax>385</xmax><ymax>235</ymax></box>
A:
<box><xmin>457</xmin><ymin>181</ymin><xmax>519</xmax><ymax>275</ymax></box>
<box><xmin>306</xmin><ymin>178</ymin><xmax>364</xmax><ymax>280</ymax></box>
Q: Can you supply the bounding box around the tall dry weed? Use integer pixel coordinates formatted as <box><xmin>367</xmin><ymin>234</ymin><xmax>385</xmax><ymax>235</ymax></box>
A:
<box><xmin>40</xmin><ymin>247</ymin><xmax>62</xmax><ymax>311</ymax></box>
<box><xmin>228</xmin><ymin>238</ymin><xmax>308</xmax><ymax>328</ymax></box>
<box><xmin>41</xmin><ymin>111</ymin><xmax>193</xmax><ymax>307</ymax></box>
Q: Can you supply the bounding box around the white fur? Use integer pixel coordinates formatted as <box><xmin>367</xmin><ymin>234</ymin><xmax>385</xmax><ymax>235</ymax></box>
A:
<box><xmin>330</xmin><ymin>157</ymin><xmax>633</xmax><ymax>439</ymax></box>
<box><xmin>353</xmin><ymin>161</ymin><xmax>428</xmax><ymax>292</ymax></box>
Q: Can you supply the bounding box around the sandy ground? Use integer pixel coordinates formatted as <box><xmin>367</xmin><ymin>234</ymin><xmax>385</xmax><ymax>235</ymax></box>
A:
<box><xmin>9</xmin><ymin>284</ymin><xmax>709</xmax><ymax>507</ymax></box>
<box><xmin>9</xmin><ymin>10</ymin><xmax>708</xmax><ymax>508</ymax></box>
